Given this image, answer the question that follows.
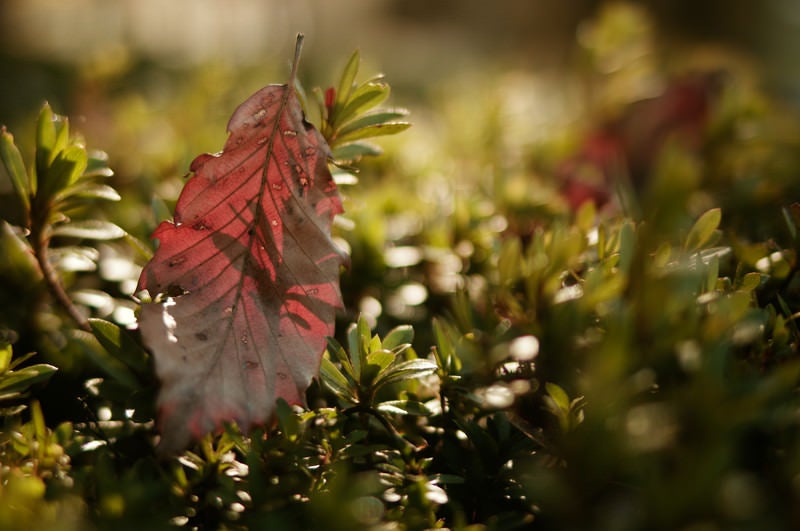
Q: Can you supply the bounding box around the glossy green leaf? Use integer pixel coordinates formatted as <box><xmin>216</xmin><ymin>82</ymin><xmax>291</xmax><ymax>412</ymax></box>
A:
<box><xmin>58</xmin><ymin>182</ymin><xmax>121</xmax><ymax>203</ymax></box>
<box><xmin>89</xmin><ymin>318</ymin><xmax>149</xmax><ymax>375</ymax></box>
<box><xmin>35</xmin><ymin>103</ymin><xmax>56</xmax><ymax>181</ymax></box>
<box><xmin>383</xmin><ymin>324</ymin><xmax>415</xmax><ymax>352</ymax></box>
<box><xmin>0</xmin><ymin>343</ymin><xmax>10</xmax><ymax>374</ymax></box>
<box><xmin>38</xmin><ymin>145</ymin><xmax>88</xmax><ymax>201</ymax></box>
<box><xmin>376</xmin><ymin>400</ymin><xmax>433</xmax><ymax>416</ymax></box>
<box><xmin>327</xmin><ymin>337</ymin><xmax>356</xmax><ymax>380</ymax></box>
<box><xmin>363</xmin><ymin>349</ymin><xmax>397</xmax><ymax>385</ymax></box>
<box><xmin>70</xmin><ymin>329</ymin><xmax>139</xmax><ymax>390</ymax></box>
<box><xmin>336</xmin><ymin>83</ymin><xmax>391</xmax><ymax>126</ymax></box>
<box><xmin>320</xmin><ymin>356</ymin><xmax>357</xmax><ymax>403</ymax></box>
<box><xmin>373</xmin><ymin>358</ymin><xmax>438</xmax><ymax>390</ymax></box>
<box><xmin>740</xmin><ymin>272</ymin><xmax>762</xmax><ymax>291</ymax></box>
<box><xmin>337</xmin><ymin>110</ymin><xmax>409</xmax><ymax>138</ymax></box>
<box><xmin>336</xmin><ymin>49</ymin><xmax>361</xmax><ymax>108</ymax></box>
<box><xmin>52</xmin><ymin>219</ymin><xmax>125</xmax><ymax>240</ymax></box>
<box><xmin>334</xmin><ymin>122</ymin><xmax>411</xmax><ymax>145</ymax></box>
<box><xmin>0</xmin><ymin>127</ymin><xmax>31</xmax><ymax>212</ymax></box>
<box><xmin>332</xmin><ymin>142</ymin><xmax>383</xmax><ymax>162</ymax></box>
<box><xmin>545</xmin><ymin>382</ymin><xmax>570</xmax><ymax>412</ymax></box>
<box><xmin>0</xmin><ymin>363</ymin><xmax>57</xmax><ymax>394</ymax></box>
<box><xmin>685</xmin><ymin>208</ymin><xmax>722</xmax><ymax>252</ymax></box>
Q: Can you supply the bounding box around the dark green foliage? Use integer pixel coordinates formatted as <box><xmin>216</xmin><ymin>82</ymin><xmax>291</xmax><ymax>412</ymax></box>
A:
<box><xmin>3</xmin><ymin>6</ymin><xmax>800</xmax><ymax>530</ymax></box>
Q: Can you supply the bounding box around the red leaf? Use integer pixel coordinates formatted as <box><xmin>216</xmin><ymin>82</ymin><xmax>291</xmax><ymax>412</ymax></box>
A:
<box><xmin>137</xmin><ymin>37</ymin><xmax>347</xmax><ymax>454</ymax></box>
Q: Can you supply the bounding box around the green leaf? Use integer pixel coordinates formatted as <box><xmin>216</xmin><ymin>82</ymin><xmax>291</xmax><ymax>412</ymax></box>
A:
<box><xmin>363</xmin><ymin>349</ymin><xmax>396</xmax><ymax>386</ymax></box>
<box><xmin>89</xmin><ymin>318</ymin><xmax>150</xmax><ymax>375</ymax></box>
<box><xmin>52</xmin><ymin>219</ymin><xmax>125</xmax><ymax>240</ymax></box>
<box><xmin>35</xmin><ymin>103</ymin><xmax>56</xmax><ymax>181</ymax></box>
<box><xmin>327</xmin><ymin>337</ymin><xmax>356</xmax><ymax>380</ymax></box>
<box><xmin>383</xmin><ymin>325</ymin><xmax>415</xmax><ymax>352</ymax></box>
<box><xmin>336</xmin><ymin>83</ymin><xmax>391</xmax><ymax>126</ymax></box>
<box><xmin>70</xmin><ymin>329</ymin><xmax>139</xmax><ymax>390</ymax></box>
<box><xmin>336</xmin><ymin>50</ymin><xmax>361</xmax><ymax>109</ymax></box>
<box><xmin>334</xmin><ymin>122</ymin><xmax>411</xmax><ymax>145</ymax></box>
<box><xmin>0</xmin><ymin>363</ymin><xmax>57</xmax><ymax>394</ymax></box>
<box><xmin>332</xmin><ymin>142</ymin><xmax>383</xmax><ymax>162</ymax></box>
<box><xmin>685</xmin><ymin>208</ymin><xmax>722</xmax><ymax>252</ymax></box>
<box><xmin>337</xmin><ymin>110</ymin><xmax>409</xmax><ymax>138</ymax></box>
<box><xmin>58</xmin><ymin>182</ymin><xmax>121</xmax><ymax>203</ymax></box>
<box><xmin>740</xmin><ymin>272</ymin><xmax>762</xmax><ymax>292</ymax></box>
<box><xmin>38</xmin><ymin>144</ymin><xmax>88</xmax><ymax>201</ymax></box>
<box><xmin>545</xmin><ymin>382</ymin><xmax>570</xmax><ymax>413</ymax></box>
<box><xmin>0</xmin><ymin>127</ymin><xmax>31</xmax><ymax>213</ymax></box>
<box><xmin>373</xmin><ymin>358</ymin><xmax>438</xmax><ymax>391</ymax></box>
<box><xmin>275</xmin><ymin>398</ymin><xmax>299</xmax><ymax>439</ymax></box>
<box><xmin>0</xmin><ymin>343</ymin><xmax>10</xmax><ymax>374</ymax></box>
<box><xmin>376</xmin><ymin>400</ymin><xmax>433</xmax><ymax>416</ymax></box>
<box><xmin>320</xmin><ymin>356</ymin><xmax>357</xmax><ymax>403</ymax></box>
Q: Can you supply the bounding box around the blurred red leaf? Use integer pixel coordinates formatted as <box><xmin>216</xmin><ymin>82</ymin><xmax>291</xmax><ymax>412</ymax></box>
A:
<box><xmin>137</xmin><ymin>37</ymin><xmax>347</xmax><ymax>454</ymax></box>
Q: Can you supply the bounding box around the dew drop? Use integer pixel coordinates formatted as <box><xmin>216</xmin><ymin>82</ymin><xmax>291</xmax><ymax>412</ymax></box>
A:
<box><xmin>303</xmin><ymin>146</ymin><xmax>316</xmax><ymax>157</ymax></box>
<box><xmin>192</xmin><ymin>220</ymin><xmax>210</xmax><ymax>231</ymax></box>
<box><xmin>271</xmin><ymin>182</ymin><xmax>283</xmax><ymax>191</ymax></box>
<box><xmin>282</xmin><ymin>129</ymin><xmax>297</xmax><ymax>137</ymax></box>
<box><xmin>224</xmin><ymin>306</ymin><xmax>234</xmax><ymax>315</ymax></box>
<box><xmin>271</xmin><ymin>219</ymin><xmax>279</xmax><ymax>227</ymax></box>
<box><xmin>276</xmin><ymin>372</ymin><xmax>288</xmax><ymax>380</ymax></box>
<box><xmin>252</xmin><ymin>109</ymin><xmax>267</xmax><ymax>121</ymax></box>
<box><xmin>256</xmin><ymin>137</ymin><xmax>268</xmax><ymax>145</ymax></box>
<box><xmin>240</xmin><ymin>333</ymin><xmax>248</xmax><ymax>344</ymax></box>
<box><xmin>307</xmin><ymin>288</ymin><xmax>319</xmax><ymax>295</ymax></box>
<box><xmin>299</xmin><ymin>177</ymin><xmax>309</xmax><ymax>187</ymax></box>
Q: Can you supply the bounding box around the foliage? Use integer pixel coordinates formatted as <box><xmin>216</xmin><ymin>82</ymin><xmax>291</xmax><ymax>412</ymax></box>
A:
<box><xmin>2</xmin><ymin>5</ymin><xmax>800</xmax><ymax>530</ymax></box>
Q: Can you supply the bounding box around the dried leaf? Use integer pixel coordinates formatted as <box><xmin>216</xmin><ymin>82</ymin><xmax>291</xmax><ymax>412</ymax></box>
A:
<box><xmin>137</xmin><ymin>36</ymin><xmax>347</xmax><ymax>454</ymax></box>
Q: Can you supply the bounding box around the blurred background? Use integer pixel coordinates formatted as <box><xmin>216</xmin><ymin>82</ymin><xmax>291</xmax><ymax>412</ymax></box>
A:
<box><xmin>2</xmin><ymin>0</ymin><xmax>800</xmax><ymax>330</ymax></box>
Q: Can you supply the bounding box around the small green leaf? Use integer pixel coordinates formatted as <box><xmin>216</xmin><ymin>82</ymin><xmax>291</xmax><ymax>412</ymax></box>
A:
<box><xmin>373</xmin><ymin>358</ymin><xmax>438</xmax><ymax>391</ymax></box>
<box><xmin>332</xmin><ymin>142</ymin><xmax>383</xmax><ymax>162</ymax></box>
<box><xmin>89</xmin><ymin>318</ymin><xmax>150</xmax><ymax>375</ymax></box>
<box><xmin>275</xmin><ymin>398</ymin><xmax>299</xmax><ymax>439</ymax></box>
<box><xmin>38</xmin><ymin>145</ymin><xmax>88</xmax><ymax>201</ymax></box>
<box><xmin>740</xmin><ymin>272</ymin><xmax>762</xmax><ymax>292</ymax></box>
<box><xmin>337</xmin><ymin>110</ymin><xmax>409</xmax><ymax>138</ymax></box>
<box><xmin>617</xmin><ymin>220</ymin><xmax>636</xmax><ymax>273</ymax></box>
<box><xmin>0</xmin><ymin>343</ymin><xmax>11</xmax><ymax>374</ymax></box>
<box><xmin>336</xmin><ymin>83</ymin><xmax>391</xmax><ymax>126</ymax></box>
<box><xmin>576</xmin><ymin>200</ymin><xmax>596</xmax><ymax>233</ymax></box>
<box><xmin>70</xmin><ymin>329</ymin><xmax>139</xmax><ymax>390</ymax></box>
<box><xmin>35</xmin><ymin>103</ymin><xmax>56</xmax><ymax>180</ymax></box>
<box><xmin>0</xmin><ymin>364</ymin><xmax>57</xmax><ymax>394</ymax></box>
<box><xmin>58</xmin><ymin>182</ymin><xmax>121</xmax><ymax>203</ymax></box>
<box><xmin>320</xmin><ymin>356</ymin><xmax>357</xmax><ymax>403</ymax></box>
<box><xmin>376</xmin><ymin>400</ymin><xmax>433</xmax><ymax>416</ymax></box>
<box><xmin>685</xmin><ymin>208</ymin><xmax>722</xmax><ymax>252</ymax></box>
<box><xmin>336</xmin><ymin>50</ymin><xmax>361</xmax><ymax>108</ymax></box>
<box><xmin>363</xmin><ymin>349</ymin><xmax>396</xmax><ymax>386</ymax></box>
<box><xmin>327</xmin><ymin>337</ymin><xmax>355</xmax><ymax>380</ymax></box>
<box><xmin>52</xmin><ymin>219</ymin><xmax>125</xmax><ymax>240</ymax></box>
<box><xmin>383</xmin><ymin>325</ymin><xmax>414</xmax><ymax>352</ymax></box>
<box><xmin>545</xmin><ymin>382</ymin><xmax>570</xmax><ymax>413</ymax></box>
<box><xmin>497</xmin><ymin>237</ymin><xmax>522</xmax><ymax>284</ymax></box>
<box><xmin>0</xmin><ymin>127</ymin><xmax>31</xmax><ymax>213</ymax></box>
<box><xmin>334</xmin><ymin>122</ymin><xmax>410</xmax><ymax>145</ymax></box>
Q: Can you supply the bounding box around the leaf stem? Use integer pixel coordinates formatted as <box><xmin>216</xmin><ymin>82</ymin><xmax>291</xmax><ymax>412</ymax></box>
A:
<box><xmin>30</xmin><ymin>221</ymin><xmax>91</xmax><ymax>332</ymax></box>
<box><xmin>290</xmin><ymin>33</ymin><xmax>304</xmax><ymax>83</ymax></box>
